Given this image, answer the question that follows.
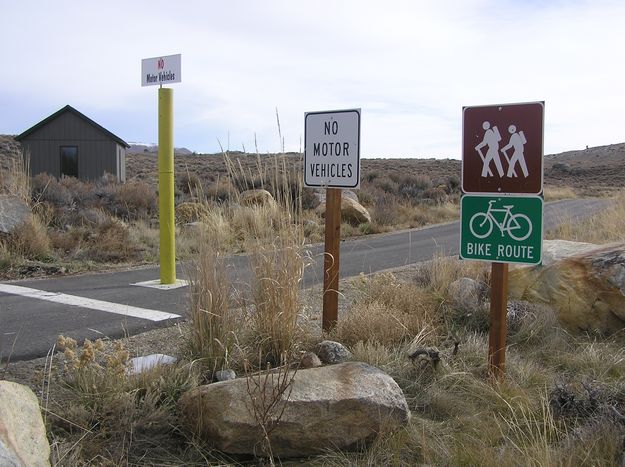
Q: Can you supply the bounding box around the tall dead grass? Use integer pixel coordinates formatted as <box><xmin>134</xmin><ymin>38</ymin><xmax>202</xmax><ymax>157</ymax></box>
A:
<box><xmin>0</xmin><ymin>150</ymin><xmax>30</xmax><ymax>201</ymax></box>
<box><xmin>5</xmin><ymin>216</ymin><xmax>51</xmax><ymax>260</ymax></box>
<box><xmin>547</xmin><ymin>188</ymin><xmax>625</xmax><ymax>243</ymax></box>
<box><xmin>316</xmin><ymin>253</ymin><xmax>625</xmax><ymax>466</ymax></box>
<box><xmin>186</xmin><ymin>152</ymin><xmax>309</xmax><ymax>371</ymax></box>
<box><xmin>187</xmin><ymin>233</ymin><xmax>239</xmax><ymax>375</ymax></box>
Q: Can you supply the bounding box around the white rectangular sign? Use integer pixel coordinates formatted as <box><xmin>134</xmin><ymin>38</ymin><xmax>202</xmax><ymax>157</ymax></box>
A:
<box><xmin>141</xmin><ymin>54</ymin><xmax>181</xmax><ymax>87</ymax></box>
<box><xmin>304</xmin><ymin>109</ymin><xmax>361</xmax><ymax>188</ymax></box>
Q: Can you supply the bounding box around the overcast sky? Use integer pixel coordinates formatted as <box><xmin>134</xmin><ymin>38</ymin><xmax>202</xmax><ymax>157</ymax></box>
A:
<box><xmin>2</xmin><ymin>1</ymin><xmax>623</xmax><ymax>158</ymax></box>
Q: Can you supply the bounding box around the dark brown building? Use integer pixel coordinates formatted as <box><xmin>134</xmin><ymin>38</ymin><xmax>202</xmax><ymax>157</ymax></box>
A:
<box><xmin>16</xmin><ymin>105</ymin><xmax>129</xmax><ymax>182</ymax></box>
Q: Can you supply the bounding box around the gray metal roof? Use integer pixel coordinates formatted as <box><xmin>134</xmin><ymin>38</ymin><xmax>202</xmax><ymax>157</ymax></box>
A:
<box><xmin>15</xmin><ymin>105</ymin><xmax>130</xmax><ymax>148</ymax></box>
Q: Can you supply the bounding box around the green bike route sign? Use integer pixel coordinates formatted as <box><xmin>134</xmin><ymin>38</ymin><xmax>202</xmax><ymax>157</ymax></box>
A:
<box><xmin>460</xmin><ymin>195</ymin><xmax>543</xmax><ymax>265</ymax></box>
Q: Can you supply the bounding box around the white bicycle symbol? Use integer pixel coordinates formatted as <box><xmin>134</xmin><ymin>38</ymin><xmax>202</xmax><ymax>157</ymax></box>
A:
<box><xmin>469</xmin><ymin>200</ymin><xmax>532</xmax><ymax>241</ymax></box>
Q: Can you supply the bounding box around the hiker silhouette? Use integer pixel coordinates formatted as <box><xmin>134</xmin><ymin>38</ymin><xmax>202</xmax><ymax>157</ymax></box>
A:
<box><xmin>475</xmin><ymin>121</ymin><xmax>504</xmax><ymax>177</ymax></box>
<box><xmin>500</xmin><ymin>124</ymin><xmax>528</xmax><ymax>178</ymax></box>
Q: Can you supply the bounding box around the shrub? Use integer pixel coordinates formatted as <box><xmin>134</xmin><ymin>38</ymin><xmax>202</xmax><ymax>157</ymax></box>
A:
<box><xmin>50</xmin><ymin>226</ymin><xmax>88</xmax><ymax>255</ymax></box>
<box><xmin>113</xmin><ymin>180</ymin><xmax>157</xmax><ymax>220</ymax></box>
<box><xmin>332</xmin><ymin>272</ymin><xmax>441</xmax><ymax>347</ymax></box>
<box><xmin>31</xmin><ymin>173</ymin><xmax>72</xmax><ymax>206</ymax></box>
<box><xmin>206</xmin><ymin>179</ymin><xmax>233</xmax><ymax>203</ymax></box>
<box><xmin>60</xmin><ymin>176</ymin><xmax>95</xmax><ymax>205</ymax></box>
<box><xmin>301</xmin><ymin>187</ymin><xmax>320</xmax><ymax>210</ymax></box>
<box><xmin>177</xmin><ymin>171</ymin><xmax>202</xmax><ymax>196</ymax></box>
<box><xmin>422</xmin><ymin>186</ymin><xmax>448</xmax><ymax>204</ymax></box>
<box><xmin>6</xmin><ymin>215</ymin><xmax>51</xmax><ymax>260</ymax></box>
<box><xmin>80</xmin><ymin>218</ymin><xmax>138</xmax><ymax>262</ymax></box>
<box><xmin>374</xmin><ymin>176</ymin><xmax>399</xmax><ymax>195</ymax></box>
<box><xmin>447</xmin><ymin>174</ymin><xmax>461</xmax><ymax>192</ymax></box>
<box><xmin>371</xmin><ymin>192</ymin><xmax>401</xmax><ymax>226</ymax></box>
<box><xmin>175</xmin><ymin>202</ymin><xmax>209</xmax><ymax>224</ymax></box>
<box><xmin>356</xmin><ymin>190</ymin><xmax>374</xmax><ymax>206</ymax></box>
<box><xmin>397</xmin><ymin>175</ymin><xmax>432</xmax><ymax>201</ymax></box>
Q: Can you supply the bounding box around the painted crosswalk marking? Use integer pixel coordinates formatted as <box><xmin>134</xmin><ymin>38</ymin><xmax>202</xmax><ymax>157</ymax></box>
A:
<box><xmin>0</xmin><ymin>284</ymin><xmax>181</xmax><ymax>322</ymax></box>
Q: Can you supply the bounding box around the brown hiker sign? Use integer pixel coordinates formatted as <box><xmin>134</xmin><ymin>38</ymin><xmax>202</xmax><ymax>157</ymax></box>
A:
<box><xmin>462</xmin><ymin>102</ymin><xmax>544</xmax><ymax>194</ymax></box>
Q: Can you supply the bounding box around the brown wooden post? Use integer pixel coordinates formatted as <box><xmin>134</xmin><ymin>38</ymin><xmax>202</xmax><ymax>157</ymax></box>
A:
<box><xmin>488</xmin><ymin>262</ymin><xmax>509</xmax><ymax>381</ymax></box>
<box><xmin>323</xmin><ymin>188</ymin><xmax>342</xmax><ymax>333</ymax></box>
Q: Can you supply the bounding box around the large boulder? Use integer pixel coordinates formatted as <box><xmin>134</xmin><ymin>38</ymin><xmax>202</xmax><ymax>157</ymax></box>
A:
<box><xmin>0</xmin><ymin>381</ymin><xmax>50</xmax><ymax>467</ymax></box>
<box><xmin>539</xmin><ymin>239</ymin><xmax>600</xmax><ymax>266</ymax></box>
<box><xmin>179</xmin><ymin>361</ymin><xmax>410</xmax><ymax>458</ymax></box>
<box><xmin>240</xmin><ymin>189</ymin><xmax>276</xmax><ymax>208</ymax></box>
<box><xmin>0</xmin><ymin>195</ymin><xmax>30</xmax><ymax>234</ymax></box>
<box><xmin>509</xmin><ymin>240</ymin><xmax>625</xmax><ymax>333</ymax></box>
<box><xmin>315</xmin><ymin>189</ymin><xmax>359</xmax><ymax>205</ymax></box>
<box><xmin>316</xmin><ymin>195</ymin><xmax>371</xmax><ymax>225</ymax></box>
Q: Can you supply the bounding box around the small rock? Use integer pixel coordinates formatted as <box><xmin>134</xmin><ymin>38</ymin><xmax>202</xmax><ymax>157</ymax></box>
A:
<box><xmin>127</xmin><ymin>354</ymin><xmax>177</xmax><ymax>375</ymax></box>
<box><xmin>448</xmin><ymin>277</ymin><xmax>485</xmax><ymax>311</ymax></box>
<box><xmin>315</xmin><ymin>340</ymin><xmax>352</xmax><ymax>364</ymax></box>
<box><xmin>300</xmin><ymin>351</ymin><xmax>322</xmax><ymax>369</ymax></box>
<box><xmin>215</xmin><ymin>369</ymin><xmax>236</xmax><ymax>382</ymax></box>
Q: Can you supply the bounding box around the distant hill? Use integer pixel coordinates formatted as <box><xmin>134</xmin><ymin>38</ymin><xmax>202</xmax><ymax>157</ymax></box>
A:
<box><xmin>545</xmin><ymin>142</ymin><xmax>625</xmax><ymax>168</ymax></box>
<box><xmin>127</xmin><ymin>142</ymin><xmax>194</xmax><ymax>155</ymax></box>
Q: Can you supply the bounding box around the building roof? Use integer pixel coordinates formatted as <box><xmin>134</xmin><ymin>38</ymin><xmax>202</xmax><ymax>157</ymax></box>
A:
<box><xmin>15</xmin><ymin>105</ymin><xmax>130</xmax><ymax>148</ymax></box>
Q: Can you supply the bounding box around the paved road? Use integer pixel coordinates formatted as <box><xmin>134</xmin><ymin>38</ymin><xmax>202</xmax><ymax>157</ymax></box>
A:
<box><xmin>0</xmin><ymin>198</ymin><xmax>608</xmax><ymax>362</ymax></box>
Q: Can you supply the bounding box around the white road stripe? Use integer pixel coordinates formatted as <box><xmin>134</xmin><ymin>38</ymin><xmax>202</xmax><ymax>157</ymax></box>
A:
<box><xmin>0</xmin><ymin>284</ymin><xmax>182</xmax><ymax>322</ymax></box>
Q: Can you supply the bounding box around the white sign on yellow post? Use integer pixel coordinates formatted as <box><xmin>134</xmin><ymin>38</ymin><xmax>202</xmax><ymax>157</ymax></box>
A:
<box><xmin>141</xmin><ymin>53</ymin><xmax>181</xmax><ymax>285</ymax></box>
<box><xmin>141</xmin><ymin>54</ymin><xmax>181</xmax><ymax>87</ymax></box>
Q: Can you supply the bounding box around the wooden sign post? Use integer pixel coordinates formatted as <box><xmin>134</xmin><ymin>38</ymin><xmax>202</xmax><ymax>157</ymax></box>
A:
<box><xmin>460</xmin><ymin>102</ymin><xmax>544</xmax><ymax>381</ymax></box>
<box><xmin>304</xmin><ymin>109</ymin><xmax>361</xmax><ymax>333</ymax></box>
<box><xmin>488</xmin><ymin>262</ymin><xmax>508</xmax><ymax>380</ymax></box>
<box><xmin>322</xmin><ymin>188</ymin><xmax>342</xmax><ymax>332</ymax></box>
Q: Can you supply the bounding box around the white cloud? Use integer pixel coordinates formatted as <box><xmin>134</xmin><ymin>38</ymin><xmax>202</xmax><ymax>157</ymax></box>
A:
<box><xmin>2</xmin><ymin>0</ymin><xmax>624</xmax><ymax>157</ymax></box>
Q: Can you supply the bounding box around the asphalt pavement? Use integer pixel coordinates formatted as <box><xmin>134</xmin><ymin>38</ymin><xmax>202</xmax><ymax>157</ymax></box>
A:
<box><xmin>0</xmin><ymin>197</ymin><xmax>609</xmax><ymax>362</ymax></box>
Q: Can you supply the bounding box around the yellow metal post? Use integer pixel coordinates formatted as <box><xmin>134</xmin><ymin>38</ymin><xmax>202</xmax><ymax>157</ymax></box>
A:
<box><xmin>158</xmin><ymin>87</ymin><xmax>176</xmax><ymax>284</ymax></box>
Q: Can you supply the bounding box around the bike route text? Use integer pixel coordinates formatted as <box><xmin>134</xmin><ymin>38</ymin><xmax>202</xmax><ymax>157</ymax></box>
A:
<box><xmin>466</xmin><ymin>242</ymin><xmax>536</xmax><ymax>260</ymax></box>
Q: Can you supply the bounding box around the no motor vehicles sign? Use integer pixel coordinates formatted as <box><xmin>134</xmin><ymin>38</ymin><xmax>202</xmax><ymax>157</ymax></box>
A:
<box><xmin>304</xmin><ymin>109</ymin><xmax>361</xmax><ymax>189</ymax></box>
<box><xmin>141</xmin><ymin>54</ymin><xmax>182</xmax><ymax>87</ymax></box>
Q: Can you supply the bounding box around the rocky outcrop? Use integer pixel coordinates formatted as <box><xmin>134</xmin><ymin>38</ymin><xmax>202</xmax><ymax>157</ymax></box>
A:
<box><xmin>509</xmin><ymin>240</ymin><xmax>625</xmax><ymax>333</ymax></box>
<box><xmin>0</xmin><ymin>381</ymin><xmax>50</xmax><ymax>467</ymax></box>
<box><xmin>240</xmin><ymin>189</ymin><xmax>276</xmax><ymax>208</ymax></box>
<box><xmin>0</xmin><ymin>195</ymin><xmax>30</xmax><ymax>234</ymax></box>
<box><xmin>179</xmin><ymin>362</ymin><xmax>410</xmax><ymax>457</ymax></box>
<box><xmin>539</xmin><ymin>239</ymin><xmax>600</xmax><ymax>266</ymax></box>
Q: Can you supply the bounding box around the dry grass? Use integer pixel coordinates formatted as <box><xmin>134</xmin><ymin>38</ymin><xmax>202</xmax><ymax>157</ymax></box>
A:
<box><xmin>314</xmin><ymin>255</ymin><xmax>625</xmax><ymax>466</ymax></box>
<box><xmin>546</xmin><ymin>188</ymin><xmax>625</xmax><ymax>243</ymax></box>
<box><xmin>5</xmin><ymin>215</ymin><xmax>51</xmax><ymax>260</ymax></box>
<box><xmin>0</xmin><ymin>150</ymin><xmax>30</xmax><ymax>201</ymax></box>
<box><xmin>185</xmin><ymin>153</ymin><xmax>310</xmax><ymax>373</ymax></box>
<box><xmin>7</xmin><ymin>213</ymin><xmax>625</xmax><ymax>465</ymax></box>
<box><xmin>186</xmin><ymin>233</ymin><xmax>239</xmax><ymax>376</ymax></box>
<box><xmin>4</xmin><ymin>134</ymin><xmax>625</xmax><ymax>463</ymax></box>
<box><xmin>543</xmin><ymin>185</ymin><xmax>577</xmax><ymax>201</ymax></box>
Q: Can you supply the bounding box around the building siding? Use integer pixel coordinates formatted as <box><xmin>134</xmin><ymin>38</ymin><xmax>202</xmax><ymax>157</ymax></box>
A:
<box><xmin>19</xmin><ymin>109</ymin><xmax>127</xmax><ymax>181</ymax></box>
